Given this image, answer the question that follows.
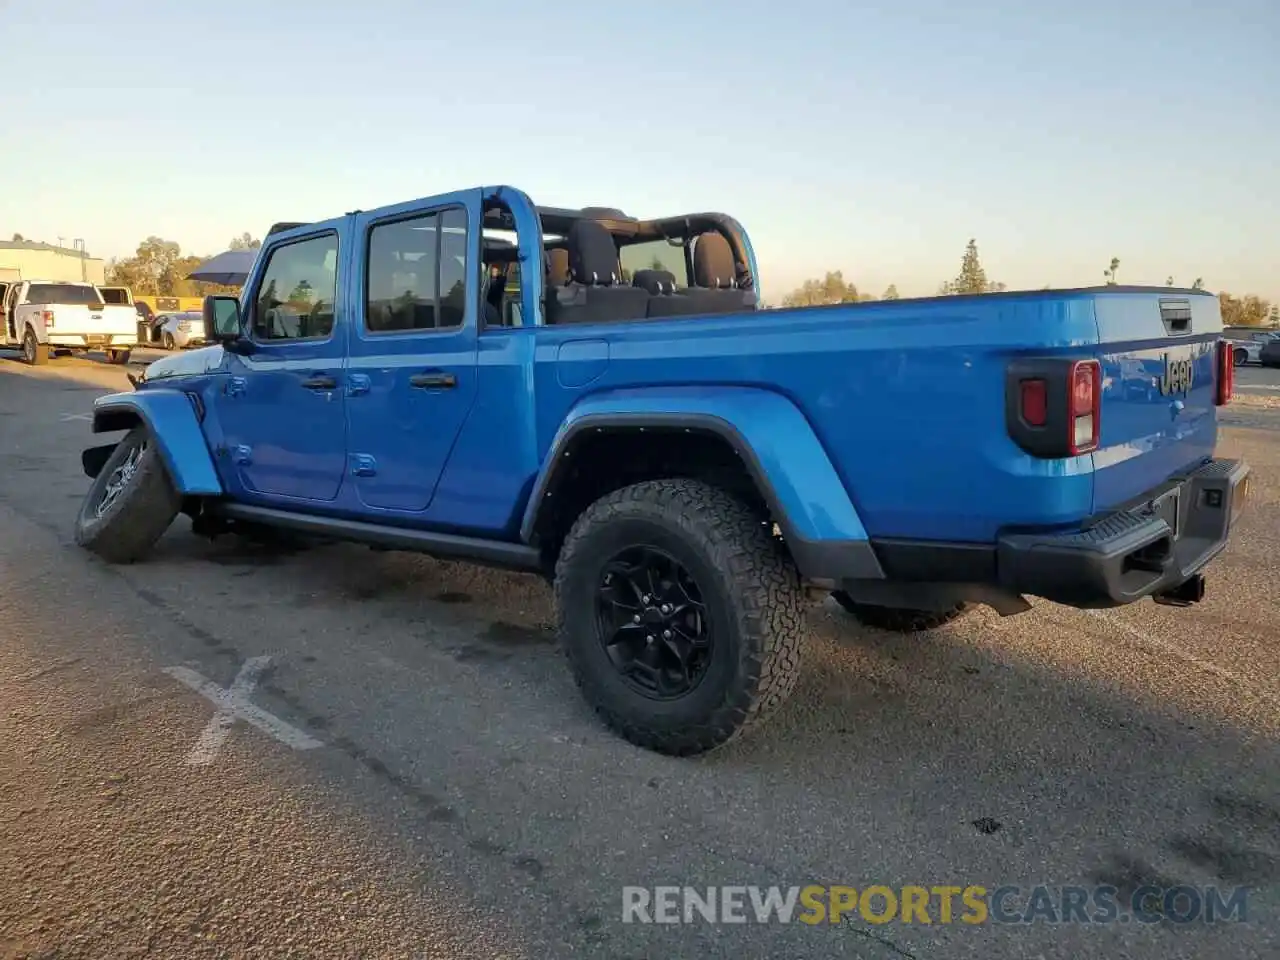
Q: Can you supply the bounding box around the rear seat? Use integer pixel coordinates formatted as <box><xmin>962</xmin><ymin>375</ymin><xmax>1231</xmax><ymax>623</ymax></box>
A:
<box><xmin>544</xmin><ymin>220</ymin><xmax>649</xmax><ymax>325</ymax></box>
<box><xmin>683</xmin><ymin>231</ymin><xmax>754</xmax><ymax>314</ymax></box>
<box><xmin>628</xmin><ymin>232</ymin><xmax>755</xmax><ymax>319</ymax></box>
<box><xmin>632</xmin><ymin>269</ymin><xmax>695</xmax><ymax>319</ymax></box>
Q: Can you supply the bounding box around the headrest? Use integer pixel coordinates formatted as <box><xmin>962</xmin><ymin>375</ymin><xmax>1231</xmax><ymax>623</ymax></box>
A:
<box><xmin>545</xmin><ymin>247</ymin><xmax>570</xmax><ymax>286</ymax></box>
<box><xmin>693</xmin><ymin>231</ymin><xmax>737</xmax><ymax>289</ymax></box>
<box><xmin>567</xmin><ymin>219</ymin><xmax>619</xmax><ymax>286</ymax></box>
<box><xmin>632</xmin><ymin>269</ymin><xmax>677</xmax><ymax>295</ymax></box>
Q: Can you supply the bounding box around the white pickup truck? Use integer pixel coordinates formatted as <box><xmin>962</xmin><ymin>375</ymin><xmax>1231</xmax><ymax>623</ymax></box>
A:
<box><xmin>1</xmin><ymin>279</ymin><xmax>138</xmax><ymax>365</ymax></box>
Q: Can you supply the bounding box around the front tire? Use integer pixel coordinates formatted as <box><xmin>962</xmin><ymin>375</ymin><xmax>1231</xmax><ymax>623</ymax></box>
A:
<box><xmin>829</xmin><ymin>591</ymin><xmax>969</xmax><ymax>632</ymax></box>
<box><xmin>21</xmin><ymin>328</ymin><xmax>47</xmax><ymax>365</ymax></box>
<box><xmin>1233</xmin><ymin>348</ymin><xmax>1248</xmax><ymax>367</ymax></box>
<box><xmin>554</xmin><ymin>478</ymin><xmax>805</xmax><ymax>756</ymax></box>
<box><xmin>75</xmin><ymin>425</ymin><xmax>181</xmax><ymax>563</ymax></box>
<box><xmin>161</xmin><ymin>332</ymin><xmax>175</xmax><ymax>351</ymax></box>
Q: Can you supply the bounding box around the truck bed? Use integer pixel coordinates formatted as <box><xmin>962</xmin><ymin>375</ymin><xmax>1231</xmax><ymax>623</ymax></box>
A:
<box><xmin>528</xmin><ymin>285</ymin><xmax>1221</xmax><ymax>543</ymax></box>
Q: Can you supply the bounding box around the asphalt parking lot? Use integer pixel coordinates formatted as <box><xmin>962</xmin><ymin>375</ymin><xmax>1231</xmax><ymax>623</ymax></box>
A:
<box><xmin>1233</xmin><ymin>362</ymin><xmax>1280</xmax><ymax>396</ymax></box>
<box><xmin>1</xmin><ymin>350</ymin><xmax>1277</xmax><ymax>959</ymax></box>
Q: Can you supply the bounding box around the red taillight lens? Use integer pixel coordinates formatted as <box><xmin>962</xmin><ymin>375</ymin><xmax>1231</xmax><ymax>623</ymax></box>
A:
<box><xmin>1020</xmin><ymin>379</ymin><xmax>1047</xmax><ymax>426</ymax></box>
<box><xmin>40</xmin><ymin>309</ymin><xmax>55</xmax><ymax>328</ymax></box>
<box><xmin>1215</xmin><ymin>339</ymin><xmax>1233</xmax><ymax>406</ymax></box>
<box><xmin>1067</xmin><ymin>360</ymin><xmax>1100</xmax><ymax>455</ymax></box>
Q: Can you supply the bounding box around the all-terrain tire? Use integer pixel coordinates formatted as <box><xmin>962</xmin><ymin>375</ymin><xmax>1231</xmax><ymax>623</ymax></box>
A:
<box><xmin>22</xmin><ymin>328</ymin><xmax>48</xmax><ymax>365</ymax></box>
<box><xmin>554</xmin><ymin>478</ymin><xmax>805</xmax><ymax>756</ymax></box>
<box><xmin>75</xmin><ymin>424</ymin><xmax>181</xmax><ymax>563</ymax></box>
<box><xmin>829</xmin><ymin>591</ymin><xmax>969</xmax><ymax>632</ymax></box>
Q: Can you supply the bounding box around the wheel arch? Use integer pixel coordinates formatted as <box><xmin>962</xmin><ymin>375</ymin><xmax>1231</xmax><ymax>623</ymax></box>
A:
<box><xmin>520</xmin><ymin>387</ymin><xmax>884</xmax><ymax>585</ymax></box>
<box><xmin>89</xmin><ymin>389</ymin><xmax>223</xmax><ymax>496</ymax></box>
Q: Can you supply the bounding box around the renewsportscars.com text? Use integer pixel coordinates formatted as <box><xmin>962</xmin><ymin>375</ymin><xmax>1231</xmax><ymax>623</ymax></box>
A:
<box><xmin>622</xmin><ymin>884</ymin><xmax>1250</xmax><ymax>926</ymax></box>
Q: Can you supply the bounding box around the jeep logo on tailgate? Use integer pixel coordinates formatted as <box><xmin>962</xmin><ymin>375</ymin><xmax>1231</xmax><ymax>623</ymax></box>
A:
<box><xmin>1160</xmin><ymin>352</ymin><xmax>1194</xmax><ymax>395</ymax></box>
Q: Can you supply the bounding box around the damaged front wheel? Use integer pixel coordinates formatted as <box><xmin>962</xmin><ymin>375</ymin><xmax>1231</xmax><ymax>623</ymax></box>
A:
<box><xmin>74</xmin><ymin>424</ymin><xmax>181</xmax><ymax>563</ymax></box>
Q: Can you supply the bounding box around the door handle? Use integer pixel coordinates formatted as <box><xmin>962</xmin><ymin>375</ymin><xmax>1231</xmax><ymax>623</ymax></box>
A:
<box><xmin>409</xmin><ymin>371</ymin><xmax>456</xmax><ymax>389</ymax></box>
<box><xmin>301</xmin><ymin>374</ymin><xmax>337</xmax><ymax>390</ymax></box>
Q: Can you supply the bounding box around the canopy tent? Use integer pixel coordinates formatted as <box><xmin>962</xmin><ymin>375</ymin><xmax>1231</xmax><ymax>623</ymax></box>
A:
<box><xmin>187</xmin><ymin>249</ymin><xmax>257</xmax><ymax>286</ymax></box>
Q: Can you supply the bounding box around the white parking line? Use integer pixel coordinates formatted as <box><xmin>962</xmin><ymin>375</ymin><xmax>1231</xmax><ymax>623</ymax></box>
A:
<box><xmin>1088</xmin><ymin>610</ymin><xmax>1280</xmax><ymax>709</ymax></box>
<box><xmin>163</xmin><ymin>656</ymin><xmax>323</xmax><ymax>765</ymax></box>
<box><xmin>59</xmin><ymin>414</ymin><xmax>92</xmax><ymax>422</ymax></box>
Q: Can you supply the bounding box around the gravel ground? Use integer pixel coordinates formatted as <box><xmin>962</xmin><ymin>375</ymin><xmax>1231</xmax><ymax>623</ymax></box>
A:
<box><xmin>0</xmin><ymin>351</ymin><xmax>1276</xmax><ymax>959</ymax></box>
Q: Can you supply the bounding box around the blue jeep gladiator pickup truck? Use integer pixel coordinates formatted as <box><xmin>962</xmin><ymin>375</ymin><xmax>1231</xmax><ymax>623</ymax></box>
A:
<box><xmin>74</xmin><ymin>184</ymin><xmax>1250</xmax><ymax>756</ymax></box>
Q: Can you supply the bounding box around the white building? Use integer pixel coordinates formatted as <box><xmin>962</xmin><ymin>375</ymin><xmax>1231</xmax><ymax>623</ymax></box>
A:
<box><xmin>0</xmin><ymin>239</ymin><xmax>106</xmax><ymax>286</ymax></box>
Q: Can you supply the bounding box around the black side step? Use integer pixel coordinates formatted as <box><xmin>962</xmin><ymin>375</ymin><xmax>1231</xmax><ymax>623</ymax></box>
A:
<box><xmin>209</xmin><ymin>502</ymin><xmax>543</xmax><ymax>574</ymax></box>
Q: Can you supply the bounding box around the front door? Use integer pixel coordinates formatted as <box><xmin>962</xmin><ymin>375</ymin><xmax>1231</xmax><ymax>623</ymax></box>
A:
<box><xmin>215</xmin><ymin>225</ymin><xmax>350</xmax><ymax>503</ymax></box>
<box><xmin>344</xmin><ymin>192</ymin><xmax>480</xmax><ymax>513</ymax></box>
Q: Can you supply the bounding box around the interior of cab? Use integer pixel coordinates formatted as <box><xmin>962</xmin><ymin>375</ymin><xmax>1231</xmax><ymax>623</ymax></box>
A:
<box><xmin>479</xmin><ymin>199</ymin><xmax>758</xmax><ymax>327</ymax></box>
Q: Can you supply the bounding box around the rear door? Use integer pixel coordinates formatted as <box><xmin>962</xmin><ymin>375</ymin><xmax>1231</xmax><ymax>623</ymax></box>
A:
<box><xmin>1092</xmin><ymin>290</ymin><xmax>1220</xmax><ymax>512</ymax></box>
<box><xmin>343</xmin><ymin>190</ymin><xmax>481</xmax><ymax>513</ymax></box>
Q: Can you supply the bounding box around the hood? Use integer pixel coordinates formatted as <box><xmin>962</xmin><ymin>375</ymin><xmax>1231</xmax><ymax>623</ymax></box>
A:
<box><xmin>141</xmin><ymin>344</ymin><xmax>225</xmax><ymax>382</ymax></box>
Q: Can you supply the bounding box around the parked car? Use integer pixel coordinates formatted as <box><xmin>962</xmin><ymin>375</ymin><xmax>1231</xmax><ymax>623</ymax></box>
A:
<box><xmin>1223</xmin><ymin>328</ymin><xmax>1280</xmax><ymax>365</ymax></box>
<box><xmin>72</xmin><ymin>185</ymin><xmax>1251</xmax><ymax>756</ymax></box>
<box><xmin>1259</xmin><ymin>336</ymin><xmax>1280</xmax><ymax>368</ymax></box>
<box><xmin>155</xmin><ymin>311</ymin><xmax>206</xmax><ymax>350</ymax></box>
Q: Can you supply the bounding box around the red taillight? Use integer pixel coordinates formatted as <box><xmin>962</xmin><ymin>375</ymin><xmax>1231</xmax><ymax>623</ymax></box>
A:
<box><xmin>40</xmin><ymin>309</ymin><xmax>54</xmax><ymax>328</ymax></box>
<box><xmin>1215</xmin><ymin>339</ymin><xmax>1233</xmax><ymax>406</ymax></box>
<box><xmin>1020</xmin><ymin>379</ymin><xmax>1047</xmax><ymax>426</ymax></box>
<box><xmin>1067</xmin><ymin>360</ymin><xmax>1100</xmax><ymax>455</ymax></box>
<box><xmin>1006</xmin><ymin>357</ymin><xmax>1103</xmax><ymax>459</ymax></box>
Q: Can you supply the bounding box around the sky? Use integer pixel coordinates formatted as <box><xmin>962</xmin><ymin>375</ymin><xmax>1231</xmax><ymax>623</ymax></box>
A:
<box><xmin>2</xmin><ymin>0</ymin><xmax>1276</xmax><ymax>302</ymax></box>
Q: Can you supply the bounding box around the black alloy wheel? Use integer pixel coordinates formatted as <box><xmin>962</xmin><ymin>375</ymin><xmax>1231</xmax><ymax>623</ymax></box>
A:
<box><xmin>595</xmin><ymin>544</ymin><xmax>711</xmax><ymax>700</ymax></box>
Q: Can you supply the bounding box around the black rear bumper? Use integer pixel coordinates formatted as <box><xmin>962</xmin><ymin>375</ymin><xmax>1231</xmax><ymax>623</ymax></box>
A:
<box><xmin>843</xmin><ymin>458</ymin><xmax>1251</xmax><ymax>612</ymax></box>
<box><xmin>996</xmin><ymin>458</ymin><xmax>1251</xmax><ymax>607</ymax></box>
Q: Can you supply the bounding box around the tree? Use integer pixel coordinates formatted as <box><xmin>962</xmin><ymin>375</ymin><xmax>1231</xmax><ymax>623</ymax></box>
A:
<box><xmin>1104</xmin><ymin>257</ymin><xmax>1120</xmax><ymax>285</ymax></box>
<box><xmin>882</xmin><ymin>284</ymin><xmax>900</xmax><ymax>300</ymax></box>
<box><xmin>1192</xmin><ymin>278</ymin><xmax>1204</xmax><ymax>290</ymax></box>
<box><xmin>940</xmin><ymin>238</ymin><xmax>1004</xmax><ymax>294</ymax></box>
<box><xmin>228</xmin><ymin>232</ymin><xmax>262</xmax><ymax>251</ymax></box>
<box><xmin>10</xmin><ymin>232</ymin><xmax>23</xmax><ymax>242</ymax></box>
<box><xmin>1219</xmin><ymin>292</ymin><xmax>1273</xmax><ymax>327</ymax></box>
<box><xmin>105</xmin><ymin>234</ymin><xmax>241</xmax><ymax>297</ymax></box>
<box><xmin>780</xmin><ymin>270</ymin><xmax>872</xmax><ymax>307</ymax></box>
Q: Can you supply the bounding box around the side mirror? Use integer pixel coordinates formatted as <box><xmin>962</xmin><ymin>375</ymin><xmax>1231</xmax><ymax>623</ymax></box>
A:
<box><xmin>203</xmin><ymin>295</ymin><xmax>246</xmax><ymax>346</ymax></box>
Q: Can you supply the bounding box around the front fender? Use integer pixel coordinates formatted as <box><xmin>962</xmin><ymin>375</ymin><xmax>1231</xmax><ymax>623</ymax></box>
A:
<box><xmin>89</xmin><ymin>389</ymin><xmax>222</xmax><ymax>495</ymax></box>
<box><xmin>521</xmin><ymin>386</ymin><xmax>883</xmax><ymax>582</ymax></box>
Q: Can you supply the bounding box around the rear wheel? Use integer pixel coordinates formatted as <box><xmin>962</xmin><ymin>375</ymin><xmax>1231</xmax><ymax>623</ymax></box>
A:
<box><xmin>830</xmin><ymin>591</ymin><xmax>969</xmax><ymax>632</ymax></box>
<box><xmin>21</xmin><ymin>328</ymin><xmax>47</xmax><ymax>365</ymax></box>
<box><xmin>75</xmin><ymin>425</ymin><xmax>181</xmax><ymax>563</ymax></box>
<box><xmin>1233</xmin><ymin>348</ymin><xmax>1248</xmax><ymax>367</ymax></box>
<box><xmin>554</xmin><ymin>478</ymin><xmax>805</xmax><ymax>756</ymax></box>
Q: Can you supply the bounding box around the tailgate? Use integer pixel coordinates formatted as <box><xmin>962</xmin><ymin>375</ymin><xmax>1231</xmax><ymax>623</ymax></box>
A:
<box><xmin>52</xmin><ymin>305</ymin><xmax>137</xmax><ymax>336</ymax></box>
<box><xmin>1092</xmin><ymin>291</ymin><xmax>1220</xmax><ymax>513</ymax></box>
